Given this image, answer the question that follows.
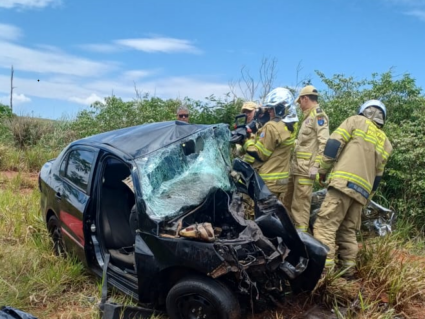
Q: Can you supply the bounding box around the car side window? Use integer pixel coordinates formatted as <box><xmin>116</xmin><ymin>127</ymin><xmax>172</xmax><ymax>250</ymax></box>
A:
<box><xmin>64</xmin><ymin>150</ymin><xmax>95</xmax><ymax>191</ymax></box>
<box><xmin>59</xmin><ymin>154</ymin><xmax>68</xmax><ymax>176</ymax></box>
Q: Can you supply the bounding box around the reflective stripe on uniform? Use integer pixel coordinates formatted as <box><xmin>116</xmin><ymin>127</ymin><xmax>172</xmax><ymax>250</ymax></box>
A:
<box><xmin>329</xmin><ymin>171</ymin><xmax>372</xmax><ymax>193</ymax></box>
<box><xmin>314</xmin><ymin>155</ymin><xmax>322</xmax><ymax>163</ymax></box>
<box><xmin>296</xmin><ymin>151</ymin><xmax>312</xmax><ymax>159</ymax></box>
<box><xmin>282</xmin><ymin>137</ymin><xmax>295</xmax><ymax>146</ymax></box>
<box><xmin>353</xmin><ymin>128</ymin><xmax>389</xmax><ymax>160</ymax></box>
<box><xmin>296</xmin><ymin>225</ymin><xmax>308</xmax><ymax>232</ymax></box>
<box><xmin>334</xmin><ymin>127</ymin><xmax>351</xmax><ymax>142</ymax></box>
<box><xmin>243</xmin><ymin>139</ymin><xmax>255</xmax><ymax>151</ymax></box>
<box><xmin>325</xmin><ymin>259</ymin><xmax>335</xmax><ymax>267</ymax></box>
<box><xmin>255</xmin><ymin>141</ymin><xmax>272</xmax><ymax>157</ymax></box>
<box><xmin>298</xmin><ymin>178</ymin><xmax>314</xmax><ymax>186</ymax></box>
<box><xmin>259</xmin><ymin>172</ymin><xmax>289</xmax><ymax>180</ymax></box>
<box><xmin>243</xmin><ymin>154</ymin><xmax>255</xmax><ymax>164</ymax></box>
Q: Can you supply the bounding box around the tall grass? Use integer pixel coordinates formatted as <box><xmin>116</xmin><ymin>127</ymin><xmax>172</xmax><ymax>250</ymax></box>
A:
<box><xmin>309</xmin><ymin>226</ymin><xmax>425</xmax><ymax>319</ymax></box>
<box><xmin>0</xmin><ymin>145</ymin><xmax>59</xmax><ymax>172</ymax></box>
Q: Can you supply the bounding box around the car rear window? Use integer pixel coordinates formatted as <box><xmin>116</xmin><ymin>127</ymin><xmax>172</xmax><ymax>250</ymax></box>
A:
<box><xmin>64</xmin><ymin>150</ymin><xmax>95</xmax><ymax>191</ymax></box>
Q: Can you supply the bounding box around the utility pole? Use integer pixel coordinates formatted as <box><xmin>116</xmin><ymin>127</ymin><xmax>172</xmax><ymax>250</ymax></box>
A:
<box><xmin>10</xmin><ymin>65</ymin><xmax>14</xmax><ymax>112</ymax></box>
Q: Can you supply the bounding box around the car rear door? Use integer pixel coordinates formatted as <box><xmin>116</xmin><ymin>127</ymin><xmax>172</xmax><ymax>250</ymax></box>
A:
<box><xmin>57</xmin><ymin>146</ymin><xmax>98</xmax><ymax>261</ymax></box>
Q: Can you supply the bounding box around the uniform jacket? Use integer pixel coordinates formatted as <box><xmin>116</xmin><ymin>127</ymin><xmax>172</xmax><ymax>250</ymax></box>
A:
<box><xmin>243</xmin><ymin>118</ymin><xmax>295</xmax><ymax>193</ymax></box>
<box><xmin>291</xmin><ymin>105</ymin><xmax>329</xmax><ymax>177</ymax></box>
<box><xmin>319</xmin><ymin>115</ymin><xmax>393</xmax><ymax>205</ymax></box>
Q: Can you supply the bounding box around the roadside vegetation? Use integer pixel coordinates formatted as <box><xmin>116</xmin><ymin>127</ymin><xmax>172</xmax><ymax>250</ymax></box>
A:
<box><xmin>0</xmin><ymin>70</ymin><xmax>424</xmax><ymax>318</ymax></box>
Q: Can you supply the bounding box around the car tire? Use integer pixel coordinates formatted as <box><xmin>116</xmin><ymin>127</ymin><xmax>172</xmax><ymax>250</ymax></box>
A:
<box><xmin>166</xmin><ymin>275</ymin><xmax>241</xmax><ymax>319</ymax></box>
<box><xmin>47</xmin><ymin>215</ymin><xmax>66</xmax><ymax>257</ymax></box>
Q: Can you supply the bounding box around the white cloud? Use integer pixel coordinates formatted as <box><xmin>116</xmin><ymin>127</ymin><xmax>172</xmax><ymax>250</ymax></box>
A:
<box><xmin>0</xmin><ymin>0</ymin><xmax>58</xmax><ymax>8</ymax></box>
<box><xmin>0</xmin><ymin>73</ymin><xmax>231</xmax><ymax>108</ymax></box>
<box><xmin>122</xmin><ymin>69</ymin><xmax>157</xmax><ymax>81</ymax></box>
<box><xmin>69</xmin><ymin>93</ymin><xmax>105</xmax><ymax>105</ymax></box>
<box><xmin>78</xmin><ymin>43</ymin><xmax>120</xmax><ymax>53</ymax></box>
<box><xmin>0</xmin><ymin>41</ymin><xmax>114</xmax><ymax>76</ymax></box>
<box><xmin>404</xmin><ymin>9</ymin><xmax>425</xmax><ymax>21</ymax></box>
<box><xmin>0</xmin><ymin>93</ymin><xmax>31</xmax><ymax>105</ymax></box>
<box><xmin>0</xmin><ymin>24</ymin><xmax>22</xmax><ymax>41</ymax></box>
<box><xmin>115</xmin><ymin>37</ymin><xmax>202</xmax><ymax>54</ymax></box>
<box><xmin>133</xmin><ymin>77</ymin><xmax>230</xmax><ymax>100</ymax></box>
<box><xmin>0</xmin><ymin>75</ymin><xmax>102</xmax><ymax>100</ymax></box>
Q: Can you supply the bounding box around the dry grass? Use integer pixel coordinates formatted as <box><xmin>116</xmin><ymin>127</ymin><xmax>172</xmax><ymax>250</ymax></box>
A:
<box><xmin>1</xmin><ymin>171</ymin><xmax>425</xmax><ymax>319</ymax></box>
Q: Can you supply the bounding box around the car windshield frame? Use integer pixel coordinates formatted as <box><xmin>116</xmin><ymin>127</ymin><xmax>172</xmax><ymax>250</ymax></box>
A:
<box><xmin>135</xmin><ymin>124</ymin><xmax>234</xmax><ymax>221</ymax></box>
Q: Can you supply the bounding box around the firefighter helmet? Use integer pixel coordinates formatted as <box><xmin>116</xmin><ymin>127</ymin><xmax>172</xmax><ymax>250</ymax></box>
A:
<box><xmin>263</xmin><ymin>87</ymin><xmax>295</xmax><ymax>118</ymax></box>
<box><xmin>358</xmin><ymin>100</ymin><xmax>387</xmax><ymax>126</ymax></box>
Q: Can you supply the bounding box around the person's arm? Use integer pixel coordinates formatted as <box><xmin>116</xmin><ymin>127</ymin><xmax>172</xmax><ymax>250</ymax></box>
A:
<box><xmin>370</xmin><ymin>136</ymin><xmax>393</xmax><ymax>199</ymax></box>
<box><xmin>243</xmin><ymin>125</ymin><xmax>277</xmax><ymax>163</ymax></box>
<box><xmin>318</xmin><ymin>117</ymin><xmax>354</xmax><ymax>183</ymax></box>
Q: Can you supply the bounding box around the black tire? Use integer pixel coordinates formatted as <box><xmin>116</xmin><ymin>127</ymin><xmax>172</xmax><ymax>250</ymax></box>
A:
<box><xmin>47</xmin><ymin>215</ymin><xmax>66</xmax><ymax>257</ymax></box>
<box><xmin>166</xmin><ymin>275</ymin><xmax>241</xmax><ymax>319</ymax></box>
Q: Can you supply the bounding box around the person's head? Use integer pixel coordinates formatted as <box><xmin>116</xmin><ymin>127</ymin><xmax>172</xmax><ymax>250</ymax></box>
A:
<box><xmin>262</xmin><ymin>87</ymin><xmax>295</xmax><ymax>120</ymax></box>
<box><xmin>176</xmin><ymin>105</ymin><xmax>190</xmax><ymax>123</ymax></box>
<box><xmin>358</xmin><ymin>99</ymin><xmax>387</xmax><ymax>127</ymax></box>
<box><xmin>296</xmin><ymin>85</ymin><xmax>319</xmax><ymax>111</ymax></box>
<box><xmin>241</xmin><ymin>101</ymin><xmax>258</xmax><ymax>123</ymax></box>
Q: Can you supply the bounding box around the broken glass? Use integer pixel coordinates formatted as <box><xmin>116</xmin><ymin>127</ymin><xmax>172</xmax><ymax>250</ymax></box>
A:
<box><xmin>136</xmin><ymin>124</ymin><xmax>234</xmax><ymax>220</ymax></box>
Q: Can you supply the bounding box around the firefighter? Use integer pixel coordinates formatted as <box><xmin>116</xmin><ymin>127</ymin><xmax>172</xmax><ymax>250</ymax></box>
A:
<box><xmin>283</xmin><ymin>85</ymin><xmax>330</xmax><ymax>232</ymax></box>
<box><xmin>242</xmin><ymin>87</ymin><xmax>296</xmax><ymax>203</ymax></box>
<box><xmin>236</xmin><ymin>101</ymin><xmax>259</xmax><ymax>219</ymax></box>
<box><xmin>235</xmin><ymin>101</ymin><xmax>259</xmax><ymax>158</ymax></box>
<box><xmin>313</xmin><ymin>100</ymin><xmax>393</xmax><ymax>277</ymax></box>
<box><xmin>241</xmin><ymin>101</ymin><xmax>258</xmax><ymax>123</ymax></box>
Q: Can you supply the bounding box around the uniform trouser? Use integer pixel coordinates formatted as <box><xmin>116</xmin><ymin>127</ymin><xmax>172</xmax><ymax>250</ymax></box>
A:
<box><xmin>282</xmin><ymin>175</ymin><xmax>314</xmax><ymax>232</ymax></box>
<box><xmin>269</xmin><ymin>184</ymin><xmax>288</xmax><ymax>207</ymax></box>
<box><xmin>313</xmin><ymin>187</ymin><xmax>363</xmax><ymax>268</ymax></box>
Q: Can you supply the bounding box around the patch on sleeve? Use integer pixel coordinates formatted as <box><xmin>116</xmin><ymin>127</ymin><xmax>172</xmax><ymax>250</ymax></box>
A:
<box><xmin>259</xmin><ymin>132</ymin><xmax>265</xmax><ymax>138</ymax></box>
<box><xmin>317</xmin><ymin>116</ymin><xmax>325</xmax><ymax>126</ymax></box>
<box><xmin>316</xmin><ymin>108</ymin><xmax>323</xmax><ymax>114</ymax></box>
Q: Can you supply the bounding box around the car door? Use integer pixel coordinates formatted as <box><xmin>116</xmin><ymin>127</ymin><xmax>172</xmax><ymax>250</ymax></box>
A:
<box><xmin>57</xmin><ymin>146</ymin><xmax>98</xmax><ymax>262</ymax></box>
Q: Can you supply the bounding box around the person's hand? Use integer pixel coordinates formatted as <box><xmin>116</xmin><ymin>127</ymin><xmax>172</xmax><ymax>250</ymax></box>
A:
<box><xmin>309</xmin><ymin>166</ymin><xmax>319</xmax><ymax>180</ymax></box>
<box><xmin>318</xmin><ymin>173</ymin><xmax>327</xmax><ymax>187</ymax></box>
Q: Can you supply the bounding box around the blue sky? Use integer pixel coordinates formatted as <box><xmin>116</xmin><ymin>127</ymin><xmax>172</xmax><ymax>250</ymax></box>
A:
<box><xmin>1</xmin><ymin>0</ymin><xmax>424</xmax><ymax>119</ymax></box>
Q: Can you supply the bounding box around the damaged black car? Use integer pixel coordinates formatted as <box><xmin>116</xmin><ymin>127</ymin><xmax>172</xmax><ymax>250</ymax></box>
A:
<box><xmin>39</xmin><ymin>121</ymin><xmax>328</xmax><ymax>319</ymax></box>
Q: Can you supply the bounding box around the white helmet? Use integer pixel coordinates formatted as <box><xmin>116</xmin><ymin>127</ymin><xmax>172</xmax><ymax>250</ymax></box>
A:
<box><xmin>283</xmin><ymin>103</ymin><xmax>299</xmax><ymax>123</ymax></box>
<box><xmin>263</xmin><ymin>87</ymin><xmax>295</xmax><ymax>118</ymax></box>
<box><xmin>358</xmin><ymin>99</ymin><xmax>387</xmax><ymax>125</ymax></box>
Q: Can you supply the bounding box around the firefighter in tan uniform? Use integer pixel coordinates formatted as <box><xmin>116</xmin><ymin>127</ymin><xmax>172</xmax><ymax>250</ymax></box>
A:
<box><xmin>242</xmin><ymin>88</ymin><xmax>296</xmax><ymax>203</ymax></box>
<box><xmin>283</xmin><ymin>85</ymin><xmax>329</xmax><ymax>232</ymax></box>
<box><xmin>235</xmin><ymin>101</ymin><xmax>259</xmax><ymax>218</ymax></box>
<box><xmin>234</xmin><ymin>101</ymin><xmax>259</xmax><ymax>158</ymax></box>
<box><xmin>314</xmin><ymin>100</ymin><xmax>393</xmax><ymax>276</ymax></box>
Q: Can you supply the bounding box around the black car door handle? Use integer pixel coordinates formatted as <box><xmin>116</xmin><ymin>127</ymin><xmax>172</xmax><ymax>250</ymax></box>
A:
<box><xmin>55</xmin><ymin>192</ymin><xmax>62</xmax><ymax>200</ymax></box>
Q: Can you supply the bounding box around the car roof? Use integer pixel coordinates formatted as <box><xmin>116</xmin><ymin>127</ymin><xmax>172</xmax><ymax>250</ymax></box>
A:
<box><xmin>77</xmin><ymin>120</ymin><xmax>216</xmax><ymax>158</ymax></box>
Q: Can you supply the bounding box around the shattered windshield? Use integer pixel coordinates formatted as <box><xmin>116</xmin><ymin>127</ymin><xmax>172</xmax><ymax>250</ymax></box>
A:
<box><xmin>136</xmin><ymin>124</ymin><xmax>233</xmax><ymax>220</ymax></box>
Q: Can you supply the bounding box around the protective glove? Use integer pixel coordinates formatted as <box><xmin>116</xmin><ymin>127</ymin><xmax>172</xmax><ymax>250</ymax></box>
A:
<box><xmin>309</xmin><ymin>166</ymin><xmax>319</xmax><ymax>180</ymax></box>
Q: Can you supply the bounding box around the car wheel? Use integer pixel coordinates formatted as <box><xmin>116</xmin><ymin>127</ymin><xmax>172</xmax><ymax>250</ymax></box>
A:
<box><xmin>166</xmin><ymin>276</ymin><xmax>241</xmax><ymax>319</ymax></box>
<box><xmin>47</xmin><ymin>215</ymin><xmax>66</xmax><ymax>256</ymax></box>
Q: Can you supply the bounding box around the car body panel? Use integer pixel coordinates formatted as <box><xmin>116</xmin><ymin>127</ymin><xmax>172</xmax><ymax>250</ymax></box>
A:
<box><xmin>39</xmin><ymin>121</ymin><xmax>327</xmax><ymax>312</ymax></box>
